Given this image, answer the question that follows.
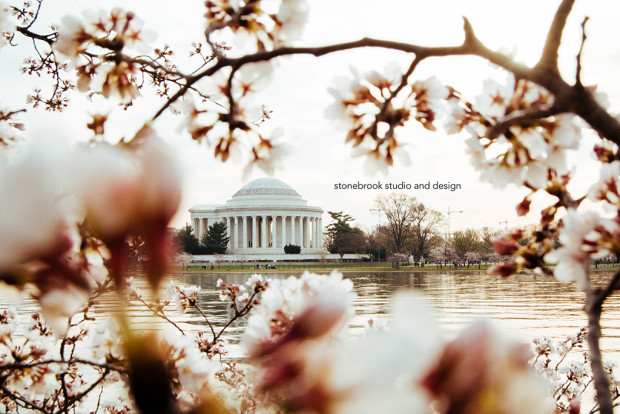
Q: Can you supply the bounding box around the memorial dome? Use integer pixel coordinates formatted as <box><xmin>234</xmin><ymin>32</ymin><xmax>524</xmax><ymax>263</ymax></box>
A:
<box><xmin>189</xmin><ymin>177</ymin><xmax>323</xmax><ymax>255</ymax></box>
<box><xmin>233</xmin><ymin>177</ymin><xmax>301</xmax><ymax>198</ymax></box>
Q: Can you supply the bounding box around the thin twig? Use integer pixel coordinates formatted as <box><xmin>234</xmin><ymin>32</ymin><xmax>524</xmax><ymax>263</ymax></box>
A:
<box><xmin>0</xmin><ymin>384</ymin><xmax>51</xmax><ymax>413</ymax></box>
<box><xmin>0</xmin><ymin>358</ymin><xmax>127</xmax><ymax>374</ymax></box>
<box><xmin>576</xmin><ymin>17</ymin><xmax>590</xmax><ymax>87</ymax></box>
<box><xmin>135</xmin><ymin>295</ymin><xmax>186</xmax><ymax>335</ymax></box>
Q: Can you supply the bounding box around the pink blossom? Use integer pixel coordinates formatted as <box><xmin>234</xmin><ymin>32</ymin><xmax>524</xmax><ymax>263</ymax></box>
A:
<box><xmin>0</xmin><ymin>140</ymin><xmax>79</xmax><ymax>273</ymax></box>
<box><xmin>421</xmin><ymin>320</ymin><xmax>553</xmax><ymax>414</ymax></box>
<box><xmin>588</xmin><ymin>160</ymin><xmax>620</xmax><ymax>208</ymax></box>
<box><xmin>546</xmin><ymin>209</ymin><xmax>618</xmax><ymax>290</ymax></box>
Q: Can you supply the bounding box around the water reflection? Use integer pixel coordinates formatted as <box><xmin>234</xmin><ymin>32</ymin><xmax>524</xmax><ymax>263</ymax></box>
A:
<box><xmin>3</xmin><ymin>270</ymin><xmax>619</xmax><ymax>362</ymax></box>
<box><xmin>167</xmin><ymin>270</ymin><xmax>620</xmax><ymax>361</ymax></box>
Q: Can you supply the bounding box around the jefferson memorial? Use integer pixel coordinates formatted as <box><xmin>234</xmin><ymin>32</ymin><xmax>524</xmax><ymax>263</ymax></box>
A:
<box><xmin>189</xmin><ymin>178</ymin><xmax>324</xmax><ymax>256</ymax></box>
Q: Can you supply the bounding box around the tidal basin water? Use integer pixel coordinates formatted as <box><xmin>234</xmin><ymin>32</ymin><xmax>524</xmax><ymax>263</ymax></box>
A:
<box><xmin>100</xmin><ymin>269</ymin><xmax>620</xmax><ymax>361</ymax></box>
<box><xmin>6</xmin><ymin>270</ymin><xmax>620</xmax><ymax>361</ymax></box>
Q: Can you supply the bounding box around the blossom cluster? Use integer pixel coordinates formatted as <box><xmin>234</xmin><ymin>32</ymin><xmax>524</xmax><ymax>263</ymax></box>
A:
<box><xmin>326</xmin><ymin>65</ymin><xmax>448</xmax><ymax>174</ymax></box>
<box><xmin>532</xmin><ymin>328</ymin><xmax>620</xmax><ymax>413</ymax></box>
<box><xmin>55</xmin><ymin>8</ymin><xmax>154</xmax><ymax>100</ymax></box>
<box><xmin>0</xmin><ymin>269</ymin><xmax>595</xmax><ymax>414</ymax></box>
<box><xmin>204</xmin><ymin>0</ymin><xmax>308</xmax><ymax>52</ymax></box>
<box><xmin>0</xmin><ymin>126</ymin><xmax>182</xmax><ymax>330</ymax></box>
<box><xmin>449</xmin><ymin>76</ymin><xmax>580</xmax><ymax>189</ymax></box>
<box><xmin>0</xmin><ymin>1</ymin><xmax>14</xmax><ymax>47</ymax></box>
<box><xmin>241</xmin><ymin>271</ymin><xmax>553</xmax><ymax>414</ymax></box>
<box><xmin>546</xmin><ymin>210</ymin><xmax>620</xmax><ymax>290</ymax></box>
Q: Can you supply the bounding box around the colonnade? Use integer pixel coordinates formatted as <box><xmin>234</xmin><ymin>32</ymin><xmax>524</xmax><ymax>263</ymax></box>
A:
<box><xmin>193</xmin><ymin>214</ymin><xmax>323</xmax><ymax>251</ymax></box>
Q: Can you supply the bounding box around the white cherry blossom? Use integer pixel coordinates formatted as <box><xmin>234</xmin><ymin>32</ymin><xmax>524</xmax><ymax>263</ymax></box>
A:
<box><xmin>0</xmin><ymin>1</ymin><xmax>15</xmax><ymax>47</ymax></box>
<box><xmin>546</xmin><ymin>209</ymin><xmax>618</xmax><ymax>290</ymax></box>
<box><xmin>588</xmin><ymin>160</ymin><xmax>620</xmax><ymax>208</ymax></box>
<box><xmin>275</xmin><ymin>0</ymin><xmax>308</xmax><ymax>43</ymax></box>
<box><xmin>0</xmin><ymin>139</ymin><xmax>80</xmax><ymax>272</ymax></box>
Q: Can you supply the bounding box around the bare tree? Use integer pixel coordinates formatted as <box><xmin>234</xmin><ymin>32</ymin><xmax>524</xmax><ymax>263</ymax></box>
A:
<box><xmin>410</xmin><ymin>202</ymin><xmax>444</xmax><ymax>263</ymax></box>
<box><xmin>375</xmin><ymin>193</ymin><xmax>416</xmax><ymax>254</ymax></box>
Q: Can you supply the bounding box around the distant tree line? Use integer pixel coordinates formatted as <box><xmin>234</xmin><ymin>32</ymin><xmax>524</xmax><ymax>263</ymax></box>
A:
<box><xmin>323</xmin><ymin>193</ymin><xmax>522</xmax><ymax>266</ymax></box>
<box><xmin>175</xmin><ymin>193</ymin><xmax>544</xmax><ymax>264</ymax></box>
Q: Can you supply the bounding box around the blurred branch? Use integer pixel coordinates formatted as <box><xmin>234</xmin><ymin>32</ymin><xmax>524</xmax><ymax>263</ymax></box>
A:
<box><xmin>537</xmin><ymin>0</ymin><xmax>575</xmax><ymax>73</ymax></box>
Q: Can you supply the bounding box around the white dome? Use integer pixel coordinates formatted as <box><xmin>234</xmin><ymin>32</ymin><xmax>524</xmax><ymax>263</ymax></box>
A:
<box><xmin>233</xmin><ymin>178</ymin><xmax>301</xmax><ymax>198</ymax></box>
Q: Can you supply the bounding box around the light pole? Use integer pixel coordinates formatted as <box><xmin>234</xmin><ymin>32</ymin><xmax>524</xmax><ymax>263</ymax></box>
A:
<box><xmin>500</xmin><ymin>219</ymin><xmax>508</xmax><ymax>231</ymax></box>
<box><xmin>369</xmin><ymin>208</ymin><xmax>382</xmax><ymax>263</ymax></box>
<box><xmin>445</xmin><ymin>206</ymin><xmax>463</xmax><ymax>243</ymax></box>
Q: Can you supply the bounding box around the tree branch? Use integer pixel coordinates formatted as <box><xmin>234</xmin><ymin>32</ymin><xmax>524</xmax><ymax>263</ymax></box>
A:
<box><xmin>0</xmin><ymin>384</ymin><xmax>50</xmax><ymax>413</ymax></box>
<box><xmin>16</xmin><ymin>26</ymin><xmax>55</xmax><ymax>45</ymax></box>
<box><xmin>593</xmin><ymin>270</ymin><xmax>620</xmax><ymax>310</ymax></box>
<box><xmin>586</xmin><ymin>284</ymin><xmax>614</xmax><ymax>414</ymax></box>
<box><xmin>576</xmin><ymin>17</ymin><xmax>590</xmax><ymax>87</ymax></box>
<box><xmin>486</xmin><ymin>103</ymin><xmax>563</xmax><ymax>140</ymax></box>
<box><xmin>537</xmin><ymin>0</ymin><xmax>576</xmax><ymax>73</ymax></box>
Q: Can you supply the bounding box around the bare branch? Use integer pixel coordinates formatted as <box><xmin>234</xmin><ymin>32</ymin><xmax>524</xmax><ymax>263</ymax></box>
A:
<box><xmin>593</xmin><ymin>270</ymin><xmax>620</xmax><ymax>309</ymax></box>
<box><xmin>486</xmin><ymin>103</ymin><xmax>563</xmax><ymax>140</ymax></box>
<box><xmin>537</xmin><ymin>0</ymin><xmax>576</xmax><ymax>73</ymax></box>
<box><xmin>576</xmin><ymin>17</ymin><xmax>590</xmax><ymax>87</ymax></box>
<box><xmin>16</xmin><ymin>26</ymin><xmax>55</xmax><ymax>45</ymax></box>
<box><xmin>0</xmin><ymin>385</ymin><xmax>50</xmax><ymax>413</ymax></box>
<box><xmin>1</xmin><ymin>358</ymin><xmax>127</xmax><ymax>374</ymax></box>
<box><xmin>586</xmin><ymin>282</ymin><xmax>614</xmax><ymax>414</ymax></box>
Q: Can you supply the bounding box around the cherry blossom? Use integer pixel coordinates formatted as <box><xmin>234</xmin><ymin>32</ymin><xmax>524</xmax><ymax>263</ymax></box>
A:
<box><xmin>274</xmin><ymin>0</ymin><xmax>309</xmax><ymax>43</ymax></box>
<box><xmin>0</xmin><ymin>139</ymin><xmax>79</xmax><ymax>274</ymax></box>
<box><xmin>0</xmin><ymin>1</ymin><xmax>14</xmax><ymax>47</ymax></box>
<box><xmin>588</xmin><ymin>160</ymin><xmax>620</xmax><ymax>208</ymax></box>
<box><xmin>450</xmin><ymin>75</ymin><xmax>580</xmax><ymax>189</ymax></box>
<box><xmin>422</xmin><ymin>320</ymin><xmax>554</xmax><ymax>414</ymax></box>
<box><xmin>546</xmin><ymin>209</ymin><xmax>619</xmax><ymax>290</ymax></box>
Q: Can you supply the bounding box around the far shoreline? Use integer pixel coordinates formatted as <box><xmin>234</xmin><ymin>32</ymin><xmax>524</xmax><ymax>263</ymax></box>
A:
<box><xmin>159</xmin><ymin>264</ymin><xmax>620</xmax><ymax>275</ymax></box>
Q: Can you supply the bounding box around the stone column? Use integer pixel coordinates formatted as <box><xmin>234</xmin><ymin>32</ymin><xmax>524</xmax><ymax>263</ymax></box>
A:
<box><xmin>233</xmin><ymin>216</ymin><xmax>239</xmax><ymax>249</ymax></box>
<box><xmin>315</xmin><ymin>217</ymin><xmax>319</xmax><ymax>249</ymax></box>
<box><xmin>262</xmin><ymin>215</ymin><xmax>268</xmax><ymax>249</ymax></box>
<box><xmin>226</xmin><ymin>217</ymin><xmax>231</xmax><ymax>249</ymax></box>
<box><xmin>318</xmin><ymin>218</ymin><xmax>323</xmax><ymax>248</ymax></box>
<box><xmin>314</xmin><ymin>217</ymin><xmax>318</xmax><ymax>248</ymax></box>
<box><xmin>242</xmin><ymin>216</ymin><xmax>248</xmax><ymax>249</ymax></box>
<box><xmin>303</xmin><ymin>217</ymin><xmax>308</xmax><ymax>248</ymax></box>
<box><xmin>281</xmin><ymin>216</ymin><xmax>286</xmax><ymax>248</ymax></box>
<box><xmin>252</xmin><ymin>216</ymin><xmax>257</xmax><ymax>250</ymax></box>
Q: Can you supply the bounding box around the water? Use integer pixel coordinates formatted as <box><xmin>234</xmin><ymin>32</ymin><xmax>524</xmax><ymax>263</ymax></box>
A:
<box><xmin>4</xmin><ymin>269</ymin><xmax>619</xmax><ymax>411</ymax></box>
<box><xmin>160</xmin><ymin>270</ymin><xmax>620</xmax><ymax>360</ymax></box>
<box><xmin>5</xmin><ymin>270</ymin><xmax>619</xmax><ymax>358</ymax></box>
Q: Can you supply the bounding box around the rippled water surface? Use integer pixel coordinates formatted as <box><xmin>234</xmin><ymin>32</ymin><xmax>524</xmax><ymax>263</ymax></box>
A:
<box><xmin>142</xmin><ymin>270</ymin><xmax>620</xmax><ymax>360</ymax></box>
<box><xmin>5</xmin><ymin>270</ymin><xmax>620</xmax><ymax>361</ymax></box>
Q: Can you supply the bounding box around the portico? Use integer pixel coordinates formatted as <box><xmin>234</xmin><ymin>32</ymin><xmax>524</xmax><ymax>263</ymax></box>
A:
<box><xmin>189</xmin><ymin>178</ymin><xmax>324</xmax><ymax>255</ymax></box>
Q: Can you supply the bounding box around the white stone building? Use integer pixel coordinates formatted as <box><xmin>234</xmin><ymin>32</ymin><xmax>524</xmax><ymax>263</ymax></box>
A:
<box><xmin>189</xmin><ymin>178</ymin><xmax>324</xmax><ymax>255</ymax></box>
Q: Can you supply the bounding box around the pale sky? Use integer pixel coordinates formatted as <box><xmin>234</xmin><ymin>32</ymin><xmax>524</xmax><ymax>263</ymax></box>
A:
<box><xmin>2</xmin><ymin>0</ymin><xmax>619</xmax><ymax>234</ymax></box>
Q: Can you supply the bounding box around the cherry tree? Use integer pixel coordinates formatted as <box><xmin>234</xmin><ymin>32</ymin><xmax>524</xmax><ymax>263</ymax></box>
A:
<box><xmin>0</xmin><ymin>0</ymin><xmax>619</xmax><ymax>413</ymax></box>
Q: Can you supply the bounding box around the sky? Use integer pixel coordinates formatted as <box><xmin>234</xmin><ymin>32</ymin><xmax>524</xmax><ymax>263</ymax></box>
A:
<box><xmin>2</xmin><ymin>0</ymin><xmax>619</xmax><ymax>235</ymax></box>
